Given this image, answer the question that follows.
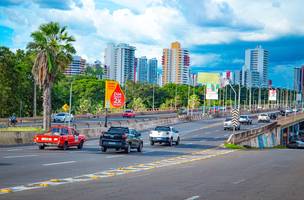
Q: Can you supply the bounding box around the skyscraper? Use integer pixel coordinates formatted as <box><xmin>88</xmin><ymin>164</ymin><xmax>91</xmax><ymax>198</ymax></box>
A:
<box><xmin>104</xmin><ymin>43</ymin><xmax>136</xmax><ymax>85</ymax></box>
<box><xmin>162</xmin><ymin>41</ymin><xmax>190</xmax><ymax>85</ymax></box>
<box><xmin>64</xmin><ymin>55</ymin><xmax>86</xmax><ymax>76</ymax></box>
<box><xmin>148</xmin><ymin>58</ymin><xmax>158</xmax><ymax>84</ymax></box>
<box><xmin>244</xmin><ymin>45</ymin><xmax>269</xmax><ymax>87</ymax></box>
<box><xmin>294</xmin><ymin>66</ymin><xmax>304</xmax><ymax>95</ymax></box>
<box><xmin>137</xmin><ymin>56</ymin><xmax>148</xmax><ymax>83</ymax></box>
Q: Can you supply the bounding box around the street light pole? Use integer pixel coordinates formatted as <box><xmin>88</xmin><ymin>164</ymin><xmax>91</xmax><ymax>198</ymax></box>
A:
<box><xmin>228</xmin><ymin>83</ymin><xmax>237</xmax><ymax>109</ymax></box>
<box><xmin>238</xmin><ymin>82</ymin><xmax>241</xmax><ymax>110</ymax></box>
<box><xmin>174</xmin><ymin>85</ymin><xmax>177</xmax><ymax>110</ymax></box>
<box><xmin>68</xmin><ymin>81</ymin><xmax>72</xmax><ymax>127</ymax></box>
<box><xmin>187</xmin><ymin>83</ymin><xmax>190</xmax><ymax>115</ymax></box>
<box><xmin>152</xmin><ymin>84</ymin><xmax>155</xmax><ymax>111</ymax></box>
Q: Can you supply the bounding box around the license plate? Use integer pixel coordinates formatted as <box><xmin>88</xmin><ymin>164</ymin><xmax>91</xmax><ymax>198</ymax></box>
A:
<box><xmin>108</xmin><ymin>142</ymin><xmax>117</xmax><ymax>145</ymax></box>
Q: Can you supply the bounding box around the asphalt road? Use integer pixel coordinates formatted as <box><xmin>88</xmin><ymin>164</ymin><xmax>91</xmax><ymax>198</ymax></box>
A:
<box><xmin>0</xmin><ymin>117</ymin><xmax>275</xmax><ymax>200</ymax></box>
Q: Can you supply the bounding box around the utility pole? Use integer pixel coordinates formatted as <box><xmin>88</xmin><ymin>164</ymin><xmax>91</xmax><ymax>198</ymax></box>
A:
<box><xmin>249</xmin><ymin>86</ymin><xmax>252</xmax><ymax>111</ymax></box>
<box><xmin>238</xmin><ymin>82</ymin><xmax>241</xmax><ymax>110</ymax></box>
<box><xmin>258</xmin><ymin>84</ymin><xmax>261</xmax><ymax>109</ymax></box>
<box><xmin>68</xmin><ymin>82</ymin><xmax>72</xmax><ymax>127</ymax></box>
<box><xmin>33</xmin><ymin>82</ymin><xmax>37</xmax><ymax>117</ymax></box>
<box><xmin>187</xmin><ymin>83</ymin><xmax>190</xmax><ymax>115</ymax></box>
<box><xmin>174</xmin><ymin>85</ymin><xmax>177</xmax><ymax>110</ymax></box>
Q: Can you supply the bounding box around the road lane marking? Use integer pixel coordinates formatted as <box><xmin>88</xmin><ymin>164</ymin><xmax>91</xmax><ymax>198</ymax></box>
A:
<box><xmin>185</xmin><ymin>195</ymin><xmax>200</xmax><ymax>200</ymax></box>
<box><xmin>6</xmin><ymin>148</ymin><xmax>24</xmax><ymax>152</ymax></box>
<box><xmin>42</xmin><ymin>161</ymin><xmax>76</xmax><ymax>166</ymax></box>
<box><xmin>4</xmin><ymin>155</ymin><xmax>38</xmax><ymax>159</ymax></box>
<box><xmin>0</xmin><ymin>147</ymin><xmax>236</xmax><ymax>195</ymax></box>
<box><xmin>233</xmin><ymin>179</ymin><xmax>246</xmax><ymax>184</ymax></box>
<box><xmin>105</xmin><ymin>155</ymin><xmax>124</xmax><ymax>159</ymax></box>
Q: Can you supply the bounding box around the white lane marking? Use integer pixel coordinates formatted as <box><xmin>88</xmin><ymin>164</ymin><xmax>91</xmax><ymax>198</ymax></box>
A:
<box><xmin>4</xmin><ymin>155</ymin><xmax>38</xmax><ymax>159</ymax></box>
<box><xmin>142</xmin><ymin>150</ymin><xmax>156</xmax><ymax>154</ymax></box>
<box><xmin>6</xmin><ymin>148</ymin><xmax>24</xmax><ymax>152</ymax></box>
<box><xmin>42</xmin><ymin>161</ymin><xmax>76</xmax><ymax>166</ymax></box>
<box><xmin>144</xmin><ymin>142</ymin><xmax>149</xmax><ymax>145</ymax></box>
<box><xmin>105</xmin><ymin>155</ymin><xmax>124</xmax><ymax>159</ymax></box>
<box><xmin>233</xmin><ymin>179</ymin><xmax>246</xmax><ymax>184</ymax></box>
<box><xmin>185</xmin><ymin>195</ymin><xmax>200</xmax><ymax>200</ymax></box>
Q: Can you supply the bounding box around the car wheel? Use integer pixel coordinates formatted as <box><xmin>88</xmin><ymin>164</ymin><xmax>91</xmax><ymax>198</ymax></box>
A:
<box><xmin>39</xmin><ymin>145</ymin><xmax>45</xmax><ymax>150</ymax></box>
<box><xmin>125</xmin><ymin>144</ymin><xmax>131</xmax><ymax>154</ymax></box>
<box><xmin>176</xmin><ymin>137</ymin><xmax>180</xmax><ymax>145</ymax></box>
<box><xmin>168</xmin><ymin>138</ymin><xmax>173</xmax><ymax>146</ymax></box>
<box><xmin>101</xmin><ymin>147</ymin><xmax>107</xmax><ymax>152</ymax></box>
<box><xmin>137</xmin><ymin>142</ymin><xmax>143</xmax><ymax>152</ymax></box>
<box><xmin>63</xmin><ymin>142</ymin><xmax>68</xmax><ymax>150</ymax></box>
<box><xmin>77</xmin><ymin>141</ymin><xmax>84</xmax><ymax>149</ymax></box>
<box><xmin>150</xmin><ymin>140</ymin><xmax>154</xmax><ymax>146</ymax></box>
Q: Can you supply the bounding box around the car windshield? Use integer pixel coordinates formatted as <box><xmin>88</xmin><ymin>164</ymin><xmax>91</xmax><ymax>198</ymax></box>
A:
<box><xmin>108</xmin><ymin>127</ymin><xmax>129</xmax><ymax>135</ymax></box>
<box><xmin>225</xmin><ymin>118</ymin><xmax>232</xmax><ymax>121</ymax></box>
<box><xmin>57</xmin><ymin>113</ymin><xmax>66</xmax><ymax>116</ymax></box>
<box><xmin>155</xmin><ymin>126</ymin><xmax>170</xmax><ymax>131</ymax></box>
<box><xmin>51</xmin><ymin>127</ymin><xmax>69</xmax><ymax>135</ymax></box>
<box><xmin>124</xmin><ymin>110</ymin><xmax>132</xmax><ymax>113</ymax></box>
<box><xmin>261</xmin><ymin>114</ymin><xmax>268</xmax><ymax>116</ymax></box>
<box><xmin>240</xmin><ymin>116</ymin><xmax>247</xmax><ymax>118</ymax></box>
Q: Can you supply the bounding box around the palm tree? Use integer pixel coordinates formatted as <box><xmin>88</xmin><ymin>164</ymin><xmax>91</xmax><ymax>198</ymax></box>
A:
<box><xmin>27</xmin><ymin>22</ymin><xmax>76</xmax><ymax>130</ymax></box>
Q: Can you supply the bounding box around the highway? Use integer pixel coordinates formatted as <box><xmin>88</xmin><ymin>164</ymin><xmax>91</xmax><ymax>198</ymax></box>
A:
<box><xmin>0</xmin><ymin>117</ymin><xmax>284</xmax><ymax>200</ymax></box>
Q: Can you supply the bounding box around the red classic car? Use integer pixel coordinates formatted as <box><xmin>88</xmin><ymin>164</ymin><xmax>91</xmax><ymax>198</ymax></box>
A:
<box><xmin>34</xmin><ymin>125</ymin><xmax>86</xmax><ymax>150</ymax></box>
<box><xmin>122</xmin><ymin>109</ymin><xmax>136</xmax><ymax>118</ymax></box>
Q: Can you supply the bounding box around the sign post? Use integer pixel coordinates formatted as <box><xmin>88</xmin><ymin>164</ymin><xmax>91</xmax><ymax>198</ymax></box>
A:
<box><xmin>104</xmin><ymin>80</ymin><xmax>125</xmax><ymax>127</ymax></box>
<box><xmin>231</xmin><ymin>108</ymin><xmax>240</xmax><ymax>134</ymax></box>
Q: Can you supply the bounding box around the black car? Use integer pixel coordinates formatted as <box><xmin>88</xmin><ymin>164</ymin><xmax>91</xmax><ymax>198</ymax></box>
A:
<box><xmin>99</xmin><ymin>127</ymin><xmax>143</xmax><ymax>154</ymax></box>
<box><xmin>269</xmin><ymin>112</ymin><xmax>278</xmax><ymax>120</ymax></box>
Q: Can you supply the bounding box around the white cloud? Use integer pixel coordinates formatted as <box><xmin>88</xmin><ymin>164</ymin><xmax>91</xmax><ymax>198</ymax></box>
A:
<box><xmin>191</xmin><ymin>53</ymin><xmax>221</xmax><ymax>67</ymax></box>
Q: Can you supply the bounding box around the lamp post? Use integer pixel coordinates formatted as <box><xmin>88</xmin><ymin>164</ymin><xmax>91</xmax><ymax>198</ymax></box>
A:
<box><xmin>152</xmin><ymin>84</ymin><xmax>155</xmax><ymax>111</ymax></box>
<box><xmin>68</xmin><ymin>81</ymin><xmax>72</xmax><ymax>128</ymax></box>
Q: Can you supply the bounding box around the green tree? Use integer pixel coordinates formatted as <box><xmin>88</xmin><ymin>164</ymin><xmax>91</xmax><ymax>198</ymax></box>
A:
<box><xmin>27</xmin><ymin>22</ymin><xmax>76</xmax><ymax>130</ymax></box>
<box><xmin>189</xmin><ymin>94</ymin><xmax>200</xmax><ymax>109</ymax></box>
<box><xmin>131</xmin><ymin>97</ymin><xmax>146</xmax><ymax>111</ymax></box>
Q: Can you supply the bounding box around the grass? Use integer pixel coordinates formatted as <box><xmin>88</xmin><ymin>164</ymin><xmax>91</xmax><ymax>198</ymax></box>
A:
<box><xmin>224</xmin><ymin>143</ymin><xmax>247</xmax><ymax>150</ymax></box>
<box><xmin>0</xmin><ymin>127</ymin><xmax>43</xmax><ymax>132</ymax></box>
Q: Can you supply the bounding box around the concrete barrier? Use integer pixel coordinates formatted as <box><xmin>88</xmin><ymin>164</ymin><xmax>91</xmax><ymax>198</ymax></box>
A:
<box><xmin>0</xmin><ymin>131</ymin><xmax>37</xmax><ymax>145</ymax></box>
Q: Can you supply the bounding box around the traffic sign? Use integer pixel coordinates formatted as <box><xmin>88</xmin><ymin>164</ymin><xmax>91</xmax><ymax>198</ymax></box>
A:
<box><xmin>231</xmin><ymin>109</ymin><xmax>239</xmax><ymax>127</ymax></box>
<box><xmin>62</xmin><ymin>104</ymin><xmax>69</xmax><ymax>112</ymax></box>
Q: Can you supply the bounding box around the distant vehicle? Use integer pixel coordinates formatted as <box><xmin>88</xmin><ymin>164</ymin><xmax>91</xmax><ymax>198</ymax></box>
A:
<box><xmin>122</xmin><ymin>109</ymin><xmax>136</xmax><ymax>118</ymax></box>
<box><xmin>52</xmin><ymin>112</ymin><xmax>74</xmax><ymax>123</ymax></box>
<box><xmin>258</xmin><ymin>113</ymin><xmax>270</xmax><ymax>123</ymax></box>
<box><xmin>287</xmin><ymin>136</ymin><xmax>304</xmax><ymax>149</ymax></box>
<box><xmin>269</xmin><ymin>112</ymin><xmax>278</xmax><ymax>120</ymax></box>
<box><xmin>34</xmin><ymin>125</ymin><xmax>86</xmax><ymax>150</ymax></box>
<box><xmin>178</xmin><ymin>107</ymin><xmax>187</xmax><ymax>115</ymax></box>
<box><xmin>239</xmin><ymin>115</ymin><xmax>252</xmax><ymax>125</ymax></box>
<box><xmin>149</xmin><ymin>126</ymin><xmax>180</xmax><ymax>146</ymax></box>
<box><xmin>280</xmin><ymin>109</ymin><xmax>288</xmax><ymax>116</ymax></box>
<box><xmin>292</xmin><ymin>108</ymin><xmax>299</xmax><ymax>113</ymax></box>
<box><xmin>99</xmin><ymin>127</ymin><xmax>143</xmax><ymax>153</ymax></box>
<box><xmin>223</xmin><ymin>117</ymin><xmax>240</xmax><ymax>130</ymax></box>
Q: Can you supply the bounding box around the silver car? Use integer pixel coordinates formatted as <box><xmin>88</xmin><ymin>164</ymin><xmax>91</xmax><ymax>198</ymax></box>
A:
<box><xmin>52</xmin><ymin>113</ymin><xmax>74</xmax><ymax>123</ymax></box>
<box><xmin>224</xmin><ymin>117</ymin><xmax>240</xmax><ymax>130</ymax></box>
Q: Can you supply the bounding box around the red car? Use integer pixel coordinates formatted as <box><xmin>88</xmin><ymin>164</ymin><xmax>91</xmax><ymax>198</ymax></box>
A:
<box><xmin>34</xmin><ymin>125</ymin><xmax>86</xmax><ymax>150</ymax></box>
<box><xmin>122</xmin><ymin>109</ymin><xmax>136</xmax><ymax>118</ymax></box>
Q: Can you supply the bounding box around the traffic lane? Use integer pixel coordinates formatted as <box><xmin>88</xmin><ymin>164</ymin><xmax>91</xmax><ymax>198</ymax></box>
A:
<box><xmin>16</xmin><ymin>113</ymin><xmax>178</xmax><ymax>127</ymax></box>
<box><xmin>0</xmin><ymin>118</ymin><xmax>269</xmax><ymax>188</ymax></box>
<box><xmin>5</xmin><ymin>149</ymin><xmax>304</xmax><ymax>200</ymax></box>
<box><xmin>0</xmin><ymin>119</ymin><xmax>225</xmax><ymax>188</ymax></box>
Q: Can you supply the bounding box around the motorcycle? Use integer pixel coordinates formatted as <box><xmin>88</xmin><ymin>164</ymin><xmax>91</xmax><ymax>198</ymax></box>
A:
<box><xmin>8</xmin><ymin>117</ymin><xmax>17</xmax><ymax>127</ymax></box>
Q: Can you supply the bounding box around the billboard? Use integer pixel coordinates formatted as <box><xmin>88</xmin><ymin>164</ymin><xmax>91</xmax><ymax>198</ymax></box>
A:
<box><xmin>268</xmin><ymin>89</ymin><xmax>277</xmax><ymax>101</ymax></box>
<box><xmin>105</xmin><ymin>80</ymin><xmax>125</xmax><ymax>108</ymax></box>
<box><xmin>197</xmin><ymin>72</ymin><xmax>220</xmax><ymax>85</ymax></box>
<box><xmin>206</xmin><ymin>83</ymin><xmax>219</xmax><ymax>100</ymax></box>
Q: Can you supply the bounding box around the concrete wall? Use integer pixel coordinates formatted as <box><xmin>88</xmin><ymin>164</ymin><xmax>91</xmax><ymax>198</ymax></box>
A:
<box><xmin>239</xmin><ymin>128</ymin><xmax>281</xmax><ymax>148</ymax></box>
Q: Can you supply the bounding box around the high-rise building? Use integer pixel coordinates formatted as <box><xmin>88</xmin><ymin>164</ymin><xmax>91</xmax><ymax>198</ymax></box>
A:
<box><xmin>234</xmin><ymin>70</ymin><xmax>242</xmax><ymax>85</ymax></box>
<box><xmin>244</xmin><ymin>45</ymin><xmax>268</xmax><ymax>87</ymax></box>
<box><xmin>104</xmin><ymin>43</ymin><xmax>136</xmax><ymax>85</ymax></box>
<box><xmin>162</xmin><ymin>41</ymin><xmax>190</xmax><ymax>85</ymax></box>
<box><xmin>157</xmin><ymin>71</ymin><xmax>163</xmax><ymax>86</ymax></box>
<box><xmin>294</xmin><ymin>66</ymin><xmax>304</xmax><ymax>95</ymax></box>
<box><xmin>148</xmin><ymin>58</ymin><xmax>158</xmax><ymax>84</ymax></box>
<box><xmin>137</xmin><ymin>56</ymin><xmax>148</xmax><ymax>83</ymax></box>
<box><xmin>190</xmin><ymin>73</ymin><xmax>198</xmax><ymax>86</ymax></box>
<box><xmin>64</xmin><ymin>55</ymin><xmax>86</xmax><ymax>76</ymax></box>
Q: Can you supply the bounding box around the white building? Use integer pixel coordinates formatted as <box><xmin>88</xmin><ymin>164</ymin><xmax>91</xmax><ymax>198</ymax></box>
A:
<box><xmin>244</xmin><ymin>45</ymin><xmax>268</xmax><ymax>87</ymax></box>
<box><xmin>104</xmin><ymin>43</ymin><xmax>136</xmax><ymax>85</ymax></box>
<box><xmin>64</xmin><ymin>55</ymin><xmax>86</xmax><ymax>76</ymax></box>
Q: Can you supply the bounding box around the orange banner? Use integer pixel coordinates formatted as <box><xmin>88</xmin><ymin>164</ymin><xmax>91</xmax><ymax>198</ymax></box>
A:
<box><xmin>105</xmin><ymin>80</ymin><xmax>125</xmax><ymax>108</ymax></box>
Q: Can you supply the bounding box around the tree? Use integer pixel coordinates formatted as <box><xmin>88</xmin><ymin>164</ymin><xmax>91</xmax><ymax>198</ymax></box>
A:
<box><xmin>131</xmin><ymin>97</ymin><xmax>146</xmax><ymax>111</ymax></box>
<box><xmin>189</xmin><ymin>94</ymin><xmax>200</xmax><ymax>109</ymax></box>
<box><xmin>27</xmin><ymin>22</ymin><xmax>76</xmax><ymax>130</ymax></box>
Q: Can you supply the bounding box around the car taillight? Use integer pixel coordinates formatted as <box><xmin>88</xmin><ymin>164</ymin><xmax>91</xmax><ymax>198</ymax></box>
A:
<box><xmin>122</xmin><ymin>134</ymin><xmax>127</xmax><ymax>140</ymax></box>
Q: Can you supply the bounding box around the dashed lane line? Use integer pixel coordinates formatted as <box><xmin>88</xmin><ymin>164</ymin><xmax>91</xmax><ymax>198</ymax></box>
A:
<box><xmin>42</xmin><ymin>161</ymin><xmax>76</xmax><ymax>166</ymax></box>
<box><xmin>185</xmin><ymin>196</ymin><xmax>200</xmax><ymax>200</ymax></box>
<box><xmin>0</xmin><ymin>147</ymin><xmax>236</xmax><ymax>195</ymax></box>
<box><xmin>3</xmin><ymin>155</ymin><xmax>38</xmax><ymax>159</ymax></box>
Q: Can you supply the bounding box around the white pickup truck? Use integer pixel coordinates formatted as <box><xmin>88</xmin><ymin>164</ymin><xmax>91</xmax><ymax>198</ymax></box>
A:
<box><xmin>258</xmin><ymin>113</ymin><xmax>270</xmax><ymax>123</ymax></box>
<box><xmin>149</xmin><ymin>126</ymin><xmax>180</xmax><ymax>146</ymax></box>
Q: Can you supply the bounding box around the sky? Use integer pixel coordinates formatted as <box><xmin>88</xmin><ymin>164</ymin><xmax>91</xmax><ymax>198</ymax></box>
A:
<box><xmin>0</xmin><ymin>0</ymin><xmax>304</xmax><ymax>88</ymax></box>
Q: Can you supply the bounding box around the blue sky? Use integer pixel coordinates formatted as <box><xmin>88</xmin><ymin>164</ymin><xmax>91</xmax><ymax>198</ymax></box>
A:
<box><xmin>0</xmin><ymin>0</ymin><xmax>303</xmax><ymax>88</ymax></box>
